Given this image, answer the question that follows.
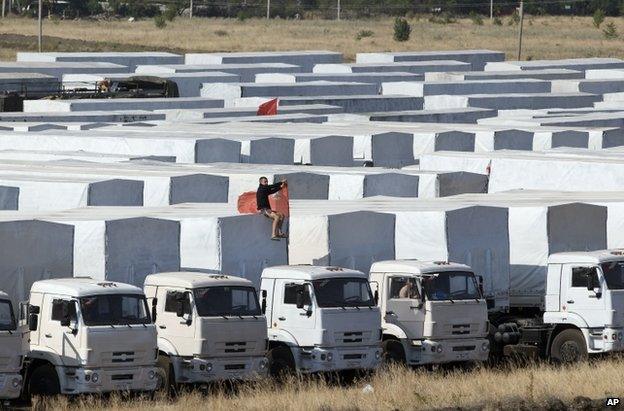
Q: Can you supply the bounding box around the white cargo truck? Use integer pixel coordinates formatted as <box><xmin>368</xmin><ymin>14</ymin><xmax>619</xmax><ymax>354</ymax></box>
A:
<box><xmin>260</xmin><ymin>265</ymin><xmax>382</xmax><ymax>376</ymax></box>
<box><xmin>369</xmin><ymin>260</ymin><xmax>490</xmax><ymax>366</ymax></box>
<box><xmin>22</xmin><ymin>278</ymin><xmax>160</xmax><ymax>396</ymax></box>
<box><xmin>491</xmin><ymin>250</ymin><xmax>624</xmax><ymax>362</ymax></box>
<box><xmin>0</xmin><ymin>291</ymin><xmax>24</xmax><ymax>400</ymax></box>
<box><xmin>144</xmin><ymin>272</ymin><xmax>268</xmax><ymax>387</ymax></box>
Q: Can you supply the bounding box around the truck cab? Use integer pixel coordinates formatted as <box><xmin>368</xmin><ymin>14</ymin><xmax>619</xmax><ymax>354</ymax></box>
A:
<box><xmin>370</xmin><ymin>260</ymin><xmax>489</xmax><ymax>366</ymax></box>
<box><xmin>144</xmin><ymin>272</ymin><xmax>268</xmax><ymax>386</ymax></box>
<box><xmin>260</xmin><ymin>265</ymin><xmax>382</xmax><ymax>376</ymax></box>
<box><xmin>23</xmin><ymin>278</ymin><xmax>160</xmax><ymax>396</ymax></box>
<box><xmin>0</xmin><ymin>291</ymin><xmax>24</xmax><ymax>400</ymax></box>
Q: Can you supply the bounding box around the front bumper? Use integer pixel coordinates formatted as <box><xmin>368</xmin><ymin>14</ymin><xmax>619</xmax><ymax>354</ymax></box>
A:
<box><xmin>0</xmin><ymin>373</ymin><xmax>22</xmax><ymax>400</ymax></box>
<box><xmin>61</xmin><ymin>365</ymin><xmax>161</xmax><ymax>394</ymax></box>
<box><xmin>296</xmin><ymin>346</ymin><xmax>382</xmax><ymax>373</ymax></box>
<box><xmin>172</xmin><ymin>356</ymin><xmax>268</xmax><ymax>383</ymax></box>
<box><xmin>588</xmin><ymin>327</ymin><xmax>624</xmax><ymax>353</ymax></box>
<box><xmin>404</xmin><ymin>338</ymin><xmax>490</xmax><ymax>365</ymax></box>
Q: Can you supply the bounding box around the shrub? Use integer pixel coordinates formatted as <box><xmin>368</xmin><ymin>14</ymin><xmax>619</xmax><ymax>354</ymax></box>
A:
<box><xmin>154</xmin><ymin>14</ymin><xmax>167</xmax><ymax>28</ymax></box>
<box><xmin>508</xmin><ymin>9</ymin><xmax>520</xmax><ymax>25</ymax></box>
<box><xmin>470</xmin><ymin>11</ymin><xmax>483</xmax><ymax>26</ymax></box>
<box><xmin>603</xmin><ymin>22</ymin><xmax>618</xmax><ymax>39</ymax></box>
<box><xmin>356</xmin><ymin>29</ymin><xmax>374</xmax><ymax>40</ymax></box>
<box><xmin>593</xmin><ymin>8</ymin><xmax>605</xmax><ymax>28</ymax></box>
<box><xmin>393</xmin><ymin>17</ymin><xmax>411</xmax><ymax>42</ymax></box>
<box><xmin>163</xmin><ymin>5</ymin><xmax>178</xmax><ymax>21</ymax></box>
<box><xmin>493</xmin><ymin>16</ymin><xmax>502</xmax><ymax>26</ymax></box>
<box><xmin>237</xmin><ymin>10</ymin><xmax>250</xmax><ymax>21</ymax></box>
<box><xmin>214</xmin><ymin>29</ymin><xmax>228</xmax><ymax>36</ymax></box>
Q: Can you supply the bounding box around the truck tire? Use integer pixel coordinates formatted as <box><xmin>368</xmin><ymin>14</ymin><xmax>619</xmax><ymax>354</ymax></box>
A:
<box><xmin>382</xmin><ymin>340</ymin><xmax>405</xmax><ymax>365</ymax></box>
<box><xmin>157</xmin><ymin>354</ymin><xmax>176</xmax><ymax>395</ymax></box>
<box><xmin>550</xmin><ymin>329</ymin><xmax>588</xmax><ymax>364</ymax></box>
<box><xmin>267</xmin><ymin>346</ymin><xmax>295</xmax><ymax>379</ymax></box>
<box><xmin>29</xmin><ymin>364</ymin><xmax>60</xmax><ymax>396</ymax></box>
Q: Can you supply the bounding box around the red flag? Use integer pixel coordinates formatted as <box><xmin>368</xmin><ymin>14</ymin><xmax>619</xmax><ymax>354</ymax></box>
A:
<box><xmin>257</xmin><ymin>98</ymin><xmax>278</xmax><ymax>116</ymax></box>
<box><xmin>237</xmin><ymin>186</ymin><xmax>290</xmax><ymax>218</ymax></box>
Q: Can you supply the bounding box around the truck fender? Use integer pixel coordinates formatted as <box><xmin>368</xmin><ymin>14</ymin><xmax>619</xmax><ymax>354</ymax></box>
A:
<box><xmin>157</xmin><ymin>337</ymin><xmax>179</xmax><ymax>357</ymax></box>
<box><xmin>26</xmin><ymin>350</ymin><xmax>63</xmax><ymax>368</ymax></box>
<box><xmin>543</xmin><ymin>312</ymin><xmax>589</xmax><ymax>329</ymax></box>
<box><xmin>267</xmin><ymin>329</ymin><xmax>299</xmax><ymax>348</ymax></box>
<box><xmin>382</xmin><ymin>323</ymin><xmax>408</xmax><ymax>341</ymax></box>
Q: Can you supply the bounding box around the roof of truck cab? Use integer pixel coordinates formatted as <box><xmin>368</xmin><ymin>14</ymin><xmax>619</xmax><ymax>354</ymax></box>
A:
<box><xmin>261</xmin><ymin>265</ymin><xmax>366</xmax><ymax>280</ymax></box>
<box><xmin>549</xmin><ymin>250</ymin><xmax>624</xmax><ymax>265</ymax></box>
<box><xmin>30</xmin><ymin>278</ymin><xmax>144</xmax><ymax>297</ymax></box>
<box><xmin>370</xmin><ymin>260</ymin><xmax>473</xmax><ymax>274</ymax></box>
<box><xmin>0</xmin><ymin>290</ymin><xmax>8</xmax><ymax>300</ymax></box>
<box><xmin>144</xmin><ymin>272</ymin><xmax>253</xmax><ymax>289</ymax></box>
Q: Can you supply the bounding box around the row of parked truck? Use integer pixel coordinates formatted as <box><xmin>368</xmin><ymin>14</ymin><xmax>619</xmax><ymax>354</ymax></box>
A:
<box><xmin>1</xmin><ymin>249</ymin><xmax>623</xmax><ymax>400</ymax></box>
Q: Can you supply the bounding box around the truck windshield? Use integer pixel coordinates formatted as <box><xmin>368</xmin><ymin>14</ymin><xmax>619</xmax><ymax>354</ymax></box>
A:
<box><xmin>79</xmin><ymin>294</ymin><xmax>150</xmax><ymax>326</ymax></box>
<box><xmin>0</xmin><ymin>299</ymin><xmax>16</xmax><ymax>331</ymax></box>
<box><xmin>193</xmin><ymin>286</ymin><xmax>261</xmax><ymax>317</ymax></box>
<box><xmin>601</xmin><ymin>262</ymin><xmax>624</xmax><ymax>290</ymax></box>
<box><xmin>422</xmin><ymin>271</ymin><xmax>481</xmax><ymax>301</ymax></box>
<box><xmin>312</xmin><ymin>278</ymin><xmax>375</xmax><ymax>308</ymax></box>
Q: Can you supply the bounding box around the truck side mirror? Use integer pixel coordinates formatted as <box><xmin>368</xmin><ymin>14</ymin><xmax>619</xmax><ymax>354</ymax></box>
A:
<box><xmin>477</xmin><ymin>275</ymin><xmax>484</xmax><ymax>297</ymax></box>
<box><xmin>586</xmin><ymin>274</ymin><xmax>596</xmax><ymax>291</ymax></box>
<box><xmin>176</xmin><ymin>302</ymin><xmax>185</xmax><ymax>318</ymax></box>
<box><xmin>151</xmin><ymin>298</ymin><xmax>158</xmax><ymax>322</ymax></box>
<box><xmin>28</xmin><ymin>314</ymin><xmax>38</xmax><ymax>331</ymax></box>
<box><xmin>29</xmin><ymin>305</ymin><xmax>40</xmax><ymax>315</ymax></box>
<box><xmin>261</xmin><ymin>290</ymin><xmax>267</xmax><ymax>315</ymax></box>
<box><xmin>373</xmin><ymin>290</ymin><xmax>379</xmax><ymax>305</ymax></box>
<box><xmin>296</xmin><ymin>289</ymin><xmax>305</xmax><ymax>309</ymax></box>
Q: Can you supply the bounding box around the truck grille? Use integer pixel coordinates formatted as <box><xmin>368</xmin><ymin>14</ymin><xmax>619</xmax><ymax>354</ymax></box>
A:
<box><xmin>0</xmin><ymin>356</ymin><xmax>10</xmax><ymax>368</ymax></box>
<box><xmin>111</xmin><ymin>374</ymin><xmax>134</xmax><ymax>381</ymax></box>
<box><xmin>224</xmin><ymin>342</ymin><xmax>247</xmax><ymax>353</ymax></box>
<box><xmin>111</xmin><ymin>352</ymin><xmax>135</xmax><ymax>363</ymax></box>
<box><xmin>452</xmin><ymin>345</ymin><xmax>476</xmax><ymax>352</ymax></box>
<box><xmin>224</xmin><ymin>364</ymin><xmax>245</xmax><ymax>370</ymax></box>
<box><xmin>335</xmin><ymin>331</ymin><xmax>371</xmax><ymax>344</ymax></box>
<box><xmin>451</xmin><ymin>324</ymin><xmax>472</xmax><ymax>335</ymax></box>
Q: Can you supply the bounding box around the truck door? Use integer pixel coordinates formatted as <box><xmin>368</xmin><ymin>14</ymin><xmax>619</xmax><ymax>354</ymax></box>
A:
<box><xmin>562</xmin><ymin>264</ymin><xmax>606</xmax><ymax>326</ymax></box>
<box><xmin>385</xmin><ymin>276</ymin><xmax>425</xmax><ymax>338</ymax></box>
<box><xmin>272</xmin><ymin>280</ymin><xmax>314</xmax><ymax>342</ymax></box>
<box><xmin>43</xmin><ymin>294</ymin><xmax>81</xmax><ymax>366</ymax></box>
<box><xmin>156</xmin><ymin>287</ymin><xmax>195</xmax><ymax>353</ymax></box>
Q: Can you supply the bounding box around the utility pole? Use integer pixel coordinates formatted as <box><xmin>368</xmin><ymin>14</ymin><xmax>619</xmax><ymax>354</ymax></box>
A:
<box><xmin>266</xmin><ymin>0</ymin><xmax>270</xmax><ymax>19</ymax></box>
<box><xmin>38</xmin><ymin>0</ymin><xmax>42</xmax><ymax>52</ymax></box>
<box><xmin>517</xmin><ymin>0</ymin><xmax>524</xmax><ymax>60</ymax></box>
<box><xmin>490</xmin><ymin>0</ymin><xmax>493</xmax><ymax>19</ymax></box>
<box><xmin>2</xmin><ymin>0</ymin><xmax>5</xmax><ymax>18</ymax></box>
<box><xmin>190</xmin><ymin>0</ymin><xmax>193</xmax><ymax>18</ymax></box>
<box><xmin>337</xmin><ymin>0</ymin><xmax>340</xmax><ymax>20</ymax></box>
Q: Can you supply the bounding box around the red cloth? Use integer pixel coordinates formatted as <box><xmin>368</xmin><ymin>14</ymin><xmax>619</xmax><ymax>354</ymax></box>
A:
<box><xmin>257</xmin><ymin>98</ymin><xmax>278</xmax><ymax>116</ymax></box>
<box><xmin>237</xmin><ymin>186</ymin><xmax>289</xmax><ymax>218</ymax></box>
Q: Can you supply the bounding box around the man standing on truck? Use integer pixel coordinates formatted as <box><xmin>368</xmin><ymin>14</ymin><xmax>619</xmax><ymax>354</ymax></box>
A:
<box><xmin>257</xmin><ymin>176</ymin><xmax>287</xmax><ymax>240</ymax></box>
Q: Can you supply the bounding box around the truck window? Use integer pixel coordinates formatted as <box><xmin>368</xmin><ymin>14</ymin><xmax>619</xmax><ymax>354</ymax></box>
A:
<box><xmin>164</xmin><ymin>291</ymin><xmax>190</xmax><ymax>313</ymax></box>
<box><xmin>571</xmin><ymin>267</ymin><xmax>599</xmax><ymax>288</ymax></box>
<box><xmin>422</xmin><ymin>271</ymin><xmax>480</xmax><ymax>301</ymax></box>
<box><xmin>51</xmin><ymin>300</ymin><xmax>77</xmax><ymax>322</ymax></box>
<box><xmin>389</xmin><ymin>277</ymin><xmax>420</xmax><ymax>299</ymax></box>
<box><xmin>79</xmin><ymin>294</ymin><xmax>150</xmax><ymax>326</ymax></box>
<box><xmin>312</xmin><ymin>278</ymin><xmax>374</xmax><ymax>308</ymax></box>
<box><xmin>600</xmin><ymin>262</ymin><xmax>624</xmax><ymax>290</ymax></box>
<box><xmin>193</xmin><ymin>286</ymin><xmax>261</xmax><ymax>317</ymax></box>
<box><xmin>284</xmin><ymin>284</ymin><xmax>311</xmax><ymax>305</ymax></box>
<box><xmin>0</xmin><ymin>299</ymin><xmax>16</xmax><ymax>331</ymax></box>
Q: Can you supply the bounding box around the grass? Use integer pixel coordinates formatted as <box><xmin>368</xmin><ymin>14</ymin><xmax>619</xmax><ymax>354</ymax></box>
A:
<box><xmin>31</xmin><ymin>359</ymin><xmax>624</xmax><ymax>410</ymax></box>
<box><xmin>1</xmin><ymin>15</ymin><xmax>624</xmax><ymax>62</ymax></box>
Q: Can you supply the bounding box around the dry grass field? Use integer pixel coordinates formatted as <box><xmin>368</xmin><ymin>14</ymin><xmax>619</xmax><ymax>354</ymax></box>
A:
<box><xmin>31</xmin><ymin>359</ymin><xmax>624</xmax><ymax>410</ymax></box>
<box><xmin>1</xmin><ymin>15</ymin><xmax>624</xmax><ymax>62</ymax></box>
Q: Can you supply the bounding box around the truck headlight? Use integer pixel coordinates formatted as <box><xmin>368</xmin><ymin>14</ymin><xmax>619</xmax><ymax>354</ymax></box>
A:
<box><xmin>91</xmin><ymin>373</ymin><xmax>99</xmax><ymax>383</ymax></box>
<box><xmin>375</xmin><ymin>351</ymin><xmax>381</xmax><ymax>360</ymax></box>
<box><xmin>206</xmin><ymin>363</ymin><xmax>213</xmax><ymax>372</ymax></box>
<box><xmin>11</xmin><ymin>377</ymin><xmax>21</xmax><ymax>388</ymax></box>
<box><xmin>259</xmin><ymin>359</ymin><xmax>268</xmax><ymax>370</ymax></box>
<box><xmin>619</xmin><ymin>332</ymin><xmax>623</xmax><ymax>341</ymax></box>
<box><xmin>436</xmin><ymin>346</ymin><xmax>443</xmax><ymax>353</ymax></box>
<box><xmin>148</xmin><ymin>370</ymin><xmax>155</xmax><ymax>380</ymax></box>
<box><xmin>482</xmin><ymin>341</ymin><xmax>490</xmax><ymax>351</ymax></box>
<box><xmin>326</xmin><ymin>353</ymin><xmax>333</xmax><ymax>362</ymax></box>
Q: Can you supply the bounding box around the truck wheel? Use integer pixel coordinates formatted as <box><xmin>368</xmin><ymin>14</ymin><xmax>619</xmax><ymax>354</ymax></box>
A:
<box><xmin>29</xmin><ymin>364</ymin><xmax>60</xmax><ymax>396</ymax></box>
<box><xmin>382</xmin><ymin>340</ymin><xmax>405</xmax><ymax>365</ymax></box>
<box><xmin>267</xmin><ymin>346</ymin><xmax>295</xmax><ymax>379</ymax></box>
<box><xmin>550</xmin><ymin>329</ymin><xmax>588</xmax><ymax>364</ymax></box>
<box><xmin>157</xmin><ymin>354</ymin><xmax>176</xmax><ymax>395</ymax></box>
